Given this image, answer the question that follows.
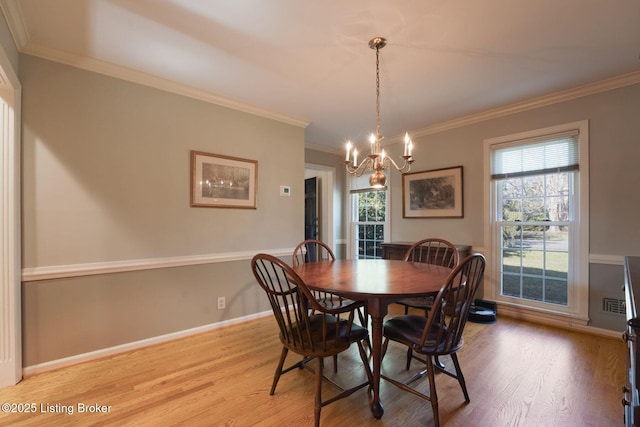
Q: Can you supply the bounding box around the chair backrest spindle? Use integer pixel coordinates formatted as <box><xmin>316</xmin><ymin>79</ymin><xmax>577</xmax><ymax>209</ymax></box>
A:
<box><xmin>251</xmin><ymin>253</ymin><xmax>356</xmax><ymax>357</ymax></box>
<box><xmin>292</xmin><ymin>240</ymin><xmax>335</xmax><ymax>267</ymax></box>
<box><xmin>418</xmin><ymin>254</ymin><xmax>486</xmax><ymax>354</ymax></box>
<box><xmin>403</xmin><ymin>238</ymin><xmax>459</xmax><ymax>268</ymax></box>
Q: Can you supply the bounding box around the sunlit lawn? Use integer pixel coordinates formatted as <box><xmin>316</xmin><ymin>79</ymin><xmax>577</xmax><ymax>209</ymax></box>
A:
<box><xmin>502</xmin><ymin>249</ymin><xmax>568</xmax><ymax>305</ymax></box>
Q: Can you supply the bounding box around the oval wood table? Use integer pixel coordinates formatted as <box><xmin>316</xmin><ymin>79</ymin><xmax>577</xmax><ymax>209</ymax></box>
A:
<box><xmin>293</xmin><ymin>258</ymin><xmax>452</xmax><ymax>420</ymax></box>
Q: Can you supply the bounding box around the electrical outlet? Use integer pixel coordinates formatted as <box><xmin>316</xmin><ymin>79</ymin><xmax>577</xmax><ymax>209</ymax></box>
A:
<box><xmin>217</xmin><ymin>296</ymin><xmax>226</xmax><ymax>310</ymax></box>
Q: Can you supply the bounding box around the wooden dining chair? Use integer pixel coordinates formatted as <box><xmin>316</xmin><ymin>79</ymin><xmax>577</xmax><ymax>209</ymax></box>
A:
<box><xmin>381</xmin><ymin>253</ymin><xmax>486</xmax><ymax>427</ymax></box>
<box><xmin>293</xmin><ymin>239</ymin><xmax>369</xmax><ymax>332</ymax></box>
<box><xmin>395</xmin><ymin>238</ymin><xmax>459</xmax><ymax>370</ymax></box>
<box><xmin>395</xmin><ymin>238</ymin><xmax>460</xmax><ymax>315</ymax></box>
<box><xmin>251</xmin><ymin>253</ymin><xmax>373</xmax><ymax>427</ymax></box>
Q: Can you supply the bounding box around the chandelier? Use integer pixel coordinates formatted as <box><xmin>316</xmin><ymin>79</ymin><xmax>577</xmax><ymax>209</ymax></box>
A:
<box><xmin>344</xmin><ymin>37</ymin><xmax>414</xmax><ymax>188</ymax></box>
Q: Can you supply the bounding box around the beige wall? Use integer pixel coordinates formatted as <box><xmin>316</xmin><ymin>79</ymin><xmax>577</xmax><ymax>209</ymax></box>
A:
<box><xmin>20</xmin><ymin>55</ymin><xmax>305</xmax><ymax>366</ymax></box>
<box><xmin>383</xmin><ymin>83</ymin><xmax>640</xmax><ymax>331</ymax></box>
<box><xmin>16</xmin><ymin>45</ymin><xmax>640</xmax><ymax>366</ymax></box>
<box><xmin>304</xmin><ymin>84</ymin><xmax>640</xmax><ymax>332</ymax></box>
<box><xmin>387</xmin><ymin>84</ymin><xmax>640</xmax><ymax>255</ymax></box>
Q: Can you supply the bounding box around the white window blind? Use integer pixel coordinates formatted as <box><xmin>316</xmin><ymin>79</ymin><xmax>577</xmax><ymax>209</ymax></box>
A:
<box><xmin>349</xmin><ymin>172</ymin><xmax>387</xmax><ymax>193</ymax></box>
<box><xmin>491</xmin><ymin>130</ymin><xmax>579</xmax><ymax>180</ymax></box>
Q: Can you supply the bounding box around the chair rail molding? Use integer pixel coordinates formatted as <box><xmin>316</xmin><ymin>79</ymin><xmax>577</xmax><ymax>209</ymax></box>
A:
<box><xmin>22</xmin><ymin>248</ymin><xmax>296</xmax><ymax>281</ymax></box>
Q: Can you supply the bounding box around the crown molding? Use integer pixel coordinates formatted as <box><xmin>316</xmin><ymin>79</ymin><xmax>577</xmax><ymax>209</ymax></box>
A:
<box><xmin>412</xmin><ymin>70</ymin><xmax>640</xmax><ymax>138</ymax></box>
<box><xmin>304</xmin><ymin>141</ymin><xmax>343</xmax><ymax>155</ymax></box>
<box><xmin>0</xmin><ymin>0</ymin><xmax>307</xmax><ymax>130</ymax></box>
<box><xmin>4</xmin><ymin>0</ymin><xmax>639</xmax><ymax>146</ymax></box>
<box><xmin>0</xmin><ymin>0</ymin><xmax>28</xmax><ymax>50</ymax></box>
<box><xmin>0</xmin><ymin>2</ymin><xmax>309</xmax><ymax>127</ymax></box>
<box><xmin>22</xmin><ymin>43</ymin><xmax>309</xmax><ymax>128</ymax></box>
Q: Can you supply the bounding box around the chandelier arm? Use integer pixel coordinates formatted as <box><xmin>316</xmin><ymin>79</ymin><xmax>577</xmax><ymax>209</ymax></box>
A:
<box><xmin>345</xmin><ymin>156</ymin><xmax>375</xmax><ymax>177</ymax></box>
<box><xmin>385</xmin><ymin>156</ymin><xmax>414</xmax><ymax>174</ymax></box>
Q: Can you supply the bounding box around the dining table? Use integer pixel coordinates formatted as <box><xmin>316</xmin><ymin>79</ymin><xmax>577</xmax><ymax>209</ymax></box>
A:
<box><xmin>292</xmin><ymin>258</ymin><xmax>452</xmax><ymax>419</ymax></box>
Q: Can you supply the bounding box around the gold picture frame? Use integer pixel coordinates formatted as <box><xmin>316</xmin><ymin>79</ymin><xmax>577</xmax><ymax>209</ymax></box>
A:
<box><xmin>190</xmin><ymin>151</ymin><xmax>258</xmax><ymax>209</ymax></box>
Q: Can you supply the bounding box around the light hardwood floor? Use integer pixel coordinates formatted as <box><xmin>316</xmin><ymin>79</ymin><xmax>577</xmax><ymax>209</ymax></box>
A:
<box><xmin>0</xmin><ymin>306</ymin><xmax>626</xmax><ymax>426</ymax></box>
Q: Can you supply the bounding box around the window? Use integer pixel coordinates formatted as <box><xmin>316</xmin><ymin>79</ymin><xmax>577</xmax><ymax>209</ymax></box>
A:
<box><xmin>484</xmin><ymin>121</ymin><xmax>589</xmax><ymax>321</ymax></box>
<box><xmin>352</xmin><ymin>189</ymin><xmax>386</xmax><ymax>259</ymax></box>
<box><xmin>348</xmin><ymin>173</ymin><xmax>390</xmax><ymax>260</ymax></box>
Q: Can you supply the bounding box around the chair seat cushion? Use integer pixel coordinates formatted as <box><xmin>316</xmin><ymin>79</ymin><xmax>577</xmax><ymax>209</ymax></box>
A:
<box><xmin>283</xmin><ymin>314</ymin><xmax>369</xmax><ymax>355</ymax></box>
<box><xmin>383</xmin><ymin>314</ymin><xmax>462</xmax><ymax>355</ymax></box>
<box><xmin>396</xmin><ymin>296</ymin><xmax>434</xmax><ymax>309</ymax></box>
<box><xmin>315</xmin><ymin>295</ymin><xmax>365</xmax><ymax>311</ymax></box>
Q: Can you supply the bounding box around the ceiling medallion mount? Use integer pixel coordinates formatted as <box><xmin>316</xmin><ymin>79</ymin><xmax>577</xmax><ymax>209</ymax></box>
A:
<box><xmin>368</xmin><ymin>37</ymin><xmax>388</xmax><ymax>50</ymax></box>
<box><xmin>344</xmin><ymin>37</ymin><xmax>414</xmax><ymax>188</ymax></box>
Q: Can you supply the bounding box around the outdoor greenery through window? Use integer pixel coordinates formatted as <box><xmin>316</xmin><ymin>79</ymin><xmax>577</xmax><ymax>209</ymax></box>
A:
<box><xmin>499</xmin><ymin>173</ymin><xmax>570</xmax><ymax>305</ymax></box>
<box><xmin>353</xmin><ymin>190</ymin><xmax>386</xmax><ymax>259</ymax></box>
<box><xmin>490</xmin><ymin>126</ymin><xmax>582</xmax><ymax>311</ymax></box>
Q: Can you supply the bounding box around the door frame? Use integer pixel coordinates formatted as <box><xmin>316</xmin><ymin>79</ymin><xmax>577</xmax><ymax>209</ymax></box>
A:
<box><xmin>304</xmin><ymin>164</ymin><xmax>335</xmax><ymax>251</ymax></box>
<box><xmin>0</xmin><ymin>43</ymin><xmax>21</xmax><ymax>387</ymax></box>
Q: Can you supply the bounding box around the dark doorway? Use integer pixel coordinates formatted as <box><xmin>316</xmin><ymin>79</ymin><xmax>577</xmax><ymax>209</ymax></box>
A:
<box><xmin>304</xmin><ymin>177</ymin><xmax>318</xmax><ymax>242</ymax></box>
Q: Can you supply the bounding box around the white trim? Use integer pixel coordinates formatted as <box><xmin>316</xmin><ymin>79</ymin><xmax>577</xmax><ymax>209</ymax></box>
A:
<box><xmin>305</xmin><ymin>142</ymin><xmax>342</xmax><ymax>155</ymax></box>
<box><xmin>496</xmin><ymin>304</ymin><xmax>620</xmax><ymax>340</ymax></box>
<box><xmin>589</xmin><ymin>254</ymin><xmax>625</xmax><ymax>266</ymax></box>
<box><xmin>22</xmin><ymin>304</ymin><xmax>620</xmax><ymax>377</ymax></box>
<box><xmin>19</xmin><ymin>42</ymin><xmax>309</xmax><ymax>129</ymax></box>
<box><xmin>483</xmin><ymin>120</ymin><xmax>590</xmax><ymax>321</ymax></box>
<box><xmin>1</xmin><ymin>0</ymin><xmax>309</xmax><ymax>128</ymax></box>
<box><xmin>412</xmin><ymin>71</ymin><xmax>640</xmax><ymax>139</ymax></box>
<box><xmin>22</xmin><ymin>248</ymin><xmax>295</xmax><ymax>281</ymax></box>
<box><xmin>23</xmin><ymin>310</ymin><xmax>273</xmax><ymax>376</ymax></box>
<box><xmin>0</xmin><ymin>0</ymin><xmax>28</xmax><ymax>50</ymax></box>
<box><xmin>4</xmin><ymin>0</ymin><xmax>640</xmax><ymax>149</ymax></box>
<box><xmin>347</xmin><ymin>174</ymin><xmax>391</xmax><ymax>259</ymax></box>
<box><xmin>305</xmin><ymin>164</ymin><xmax>336</xmax><ymax>251</ymax></box>
<box><xmin>0</xmin><ymin>30</ymin><xmax>21</xmax><ymax>388</ymax></box>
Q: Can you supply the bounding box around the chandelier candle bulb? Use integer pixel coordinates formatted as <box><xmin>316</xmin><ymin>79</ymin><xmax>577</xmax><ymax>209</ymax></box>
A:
<box><xmin>346</xmin><ymin>141</ymin><xmax>352</xmax><ymax>161</ymax></box>
<box><xmin>353</xmin><ymin>148</ymin><xmax>358</xmax><ymax>166</ymax></box>
<box><xmin>404</xmin><ymin>133</ymin><xmax>410</xmax><ymax>156</ymax></box>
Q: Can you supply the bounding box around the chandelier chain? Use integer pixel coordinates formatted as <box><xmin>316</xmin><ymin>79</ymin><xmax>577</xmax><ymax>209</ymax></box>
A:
<box><xmin>375</xmin><ymin>45</ymin><xmax>381</xmax><ymax>141</ymax></box>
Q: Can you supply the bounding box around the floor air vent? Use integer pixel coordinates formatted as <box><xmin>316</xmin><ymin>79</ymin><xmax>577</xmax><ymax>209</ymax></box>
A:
<box><xmin>602</xmin><ymin>298</ymin><xmax>625</xmax><ymax>315</ymax></box>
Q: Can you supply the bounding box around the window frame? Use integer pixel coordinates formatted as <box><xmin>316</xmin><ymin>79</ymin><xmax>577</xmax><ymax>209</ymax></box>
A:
<box><xmin>483</xmin><ymin>120</ymin><xmax>589</xmax><ymax>323</ymax></box>
<box><xmin>347</xmin><ymin>175</ymin><xmax>391</xmax><ymax>260</ymax></box>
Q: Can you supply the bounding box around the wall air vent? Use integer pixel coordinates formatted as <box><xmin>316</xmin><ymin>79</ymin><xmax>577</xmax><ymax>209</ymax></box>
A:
<box><xmin>602</xmin><ymin>298</ymin><xmax>625</xmax><ymax>315</ymax></box>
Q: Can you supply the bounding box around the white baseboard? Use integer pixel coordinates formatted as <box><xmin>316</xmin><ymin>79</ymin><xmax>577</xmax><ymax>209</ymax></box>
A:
<box><xmin>23</xmin><ymin>311</ymin><xmax>273</xmax><ymax>376</ymax></box>
<box><xmin>497</xmin><ymin>303</ymin><xmax>622</xmax><ymax>340</ymax></box>
<box><xmin>24</xmin><ymin>302</ymin><xmax>623</xmax><ymax>377</ymax></box>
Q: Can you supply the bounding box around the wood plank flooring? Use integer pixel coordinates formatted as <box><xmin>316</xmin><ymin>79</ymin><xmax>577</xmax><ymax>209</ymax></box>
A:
<box><xmin>0</xmin><ymin>307</ymin><xmax>626</xmax><ymax>426</ymax></box>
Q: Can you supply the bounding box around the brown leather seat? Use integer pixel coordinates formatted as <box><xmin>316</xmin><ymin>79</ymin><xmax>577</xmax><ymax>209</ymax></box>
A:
<box><xmin>293</xmin><ymin>240</ymin><xmax>369</xmax><ymax>353</ymax></box>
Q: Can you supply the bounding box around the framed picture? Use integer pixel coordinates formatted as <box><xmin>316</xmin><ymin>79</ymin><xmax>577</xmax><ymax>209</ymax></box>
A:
<box><xmin>402</xmin><ymin>166</ymin><xmax>463</xmax><ymax>218</ymax></box>
<box><xmin>190</xmin><ymin>151</ymin><xmax>258</xmax><ymax>209</ymax></box>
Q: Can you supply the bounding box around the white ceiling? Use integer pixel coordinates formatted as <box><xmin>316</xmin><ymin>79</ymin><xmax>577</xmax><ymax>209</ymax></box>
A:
<box><xmin>2</xmin><ymin>0</ymin><xmax>640</xmax><ymax>150</ymax></box>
